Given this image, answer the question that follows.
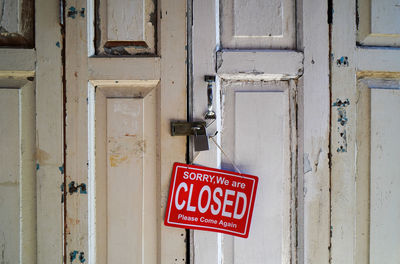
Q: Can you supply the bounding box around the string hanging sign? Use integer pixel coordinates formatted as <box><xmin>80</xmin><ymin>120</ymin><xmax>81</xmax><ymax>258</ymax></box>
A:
<box><xmin>164</xmin><ymin>163</ymin><xmax>258</xmax><ymax>238</ymax></box>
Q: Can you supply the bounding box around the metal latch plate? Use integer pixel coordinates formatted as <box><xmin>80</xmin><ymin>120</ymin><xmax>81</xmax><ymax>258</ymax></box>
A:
<box><xmin>171</xmin><ymin>121</ymin><xmax>209</xmax><ymax>151</ymax></box>
<box><xmin>171</xmin><ymin>121</ymin><xmax>207</xmax><ymax>136</ymax></box>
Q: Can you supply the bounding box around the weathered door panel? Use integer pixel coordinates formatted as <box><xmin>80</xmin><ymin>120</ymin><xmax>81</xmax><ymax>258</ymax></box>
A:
<box><xmin>0</xmin><ymin>88</ymin><xmax>20</xmax><ymax>264</ymax></box>
<box><xmin>219</xmin><ymin>0</ymin><xmax>295</xmax><ymax>49</ymax></box>
<box><xmin>0</xmin><ymin>82</ymin><xmax>35</xmax><ymax>264</ymax></box>
<box><xmin>219</xmin><ymin>82</ymin><xmax>294</xmax><ymax>264</ymax></box>
<box><xmin>331</xmin><ymin>1</ymin><xmax>400</xmax><ymax>263</ymax></box>
<box><xmin>0</xmin><ymin>0</ymin><xmax>34</xmax><ymax>47</ymax></box>
<box><xmin>92</xmin><ymin>84</ymin><xmax>159</xmax><ymax>264</ymax></box>
<box><xmin>357</xmin><ymin>0</ymin><xmax>400</xmax><ymax>46</ymax></box>
<box><xmin>96</xmin><ymin>0</ymin><xmax>156</xmax><ymax>55</ymax></box>
<box><xmin>368</xmin><ymin>87</ymin><xmax>400</xmax><ymax>262</ymax></box>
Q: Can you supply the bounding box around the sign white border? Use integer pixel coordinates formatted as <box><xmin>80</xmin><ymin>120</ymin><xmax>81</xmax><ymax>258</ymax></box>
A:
<box><xmin>166</xmin><ymin>165</ymin><xmax>256</xmax><ymax>236</ymax></box>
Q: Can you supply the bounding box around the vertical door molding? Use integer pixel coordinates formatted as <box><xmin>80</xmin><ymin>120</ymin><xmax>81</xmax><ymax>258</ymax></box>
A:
<box><xmin>300</xmin><ymin>0</ymin><xmax>331</xmax><ymax>263</ymax></box>
<box><xmin>331</xmin><ymin>1</ymin><xmax>358</xmax><ymax>262</ymax></box>
<box><xmin>35</xmin><ymin>0</ymin><xmax>64</xmax><ymax>263</ymax></box>
<box><xmin>159</xmin><ymin>1</ymin><xmax>188</xmax><ymax>262</ymax></box>
<box><xmin>191</xmin><ymin>0</ymin><xmax>221</xmax><ymax>263</ymax></box>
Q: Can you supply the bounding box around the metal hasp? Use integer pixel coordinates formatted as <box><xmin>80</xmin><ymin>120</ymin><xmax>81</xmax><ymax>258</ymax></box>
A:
<box><xmin>204</xmin><ymin>75</ymin><xmax>216</xmax><ymax>119</ymax></box>
<box><xmin>171</xmin><ymin>121</ymin><xmax>209</xmax><ymax>151</ymax></box>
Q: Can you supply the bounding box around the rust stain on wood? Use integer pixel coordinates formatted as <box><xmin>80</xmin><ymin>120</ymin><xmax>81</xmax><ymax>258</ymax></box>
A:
<box><xmin>36</xmin><ymin>148</ymin><xmax>51</xmax><ymax>164</ymax></box>
<box><xmin>66</xmin><ymin>217</ymin><xmax>80</xmax><ymax>225</ymax></box>
<box><xmin>108</xmin><ymin>135</ymin><xmax>145</xmax><ymax>167</ymax></box>
<box><xmin>109</xmin><ymin>154</ymin><xmax>129</xmax><ymax>167</ymax></box>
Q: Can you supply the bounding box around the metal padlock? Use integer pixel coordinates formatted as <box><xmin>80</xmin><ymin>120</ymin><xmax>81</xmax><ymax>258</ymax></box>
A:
<box><xmin>170</xmin><ymin>121</ymin><xmax>209</xmax><ymax>152</ymax></box>
<box><xmin>193</xmin><ymin>125</ymin><xmax>209</xmax><ymax>151</ymax></box>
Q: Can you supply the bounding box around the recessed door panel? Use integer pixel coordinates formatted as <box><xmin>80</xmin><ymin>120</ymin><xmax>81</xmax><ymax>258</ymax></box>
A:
<box><xmin>0</xmin><ymin>0</ymin><xmax>34</xmax><ymax>47</ymax></box>
<box><xmin>220</xmin><ymin>0</ymin><xmax>295</xmax><ymax>49</ymax></box>
<box><xmin>220</xmin><ymin>81</ymin><xmax>293</xmax><ymax>264</ymax></box>
<box><xmin>0</xmin><ymin>81</ymin><xmax>35</xmax><ymax>264</ymax></box>
<box><xmin>92</xmin><ymin>85</ymin><xmax>158</xmax><ymax>264</ymax></box>
<box><xmin>355</xmin><ymin>80</ymin><xmax>400</xmax><ymax>264</ymax></box>
<box><xmin>0</xmin><ymin>89</ymin><xmax>20</xmax><ymax>264</ymax></box>
<box><xmin>370</xmin><ymin>88</ymin><xmax>400</xmax><ymax>263</ymax></box>
<box><xmin>96</xmin><ymin>0</ymin><xmax>156</xmax><ymax>55</ymax></box>
<box><xmin>357</xmin><ymin>0</ymin><xmax>400</xmax><ymax>46</ymax></box>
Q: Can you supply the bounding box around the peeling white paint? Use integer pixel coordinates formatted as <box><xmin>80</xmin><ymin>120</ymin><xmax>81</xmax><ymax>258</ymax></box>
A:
<box><xmin>304</xmin><ymin>153</ymin><xmax>312</xmax><ymax>174</ymax></box>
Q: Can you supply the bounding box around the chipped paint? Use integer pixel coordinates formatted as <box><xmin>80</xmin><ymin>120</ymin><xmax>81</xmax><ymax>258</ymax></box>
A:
<box><xmin>332</xmin><ymin>98</ymin><xmax>350</xmax><ymax>107</ymax></box>
<box><xmin>108</xmin><ymin>135</ymin><xmax>145</xmax><ymax>167</ymax></box>
<box><xmin>80</xmin><ymin>184</ymin><xmax>87</xmax><ymax>194</ymax></box>
<box><xmin>149</xmin><ymin>9</ymin><xmax>157</xmax><ymax>27</ymax></box>
<box><xmin>336</xmin><ymin>56</ymin><xmax>349</xmax><ymax>67</ymax></box>
<box><xmin>79</xmin><ymin>252</ymin><xmax>86</xmax><ymax>263</ymax></box>
<box><xmin>69</xmin><ymin>250</ymin><xmax>85</xmax><ymax>263</ymax></box>
<box><xmin>103</xmin><ymin>41</ymin><xmax>149</xmax><ymax>55</ymax></box>
<box><xmin>337</xmin><ymin>108</ymin><xmax>348</xmax><ymax>126</ymax></box>
<box><xmin>56</xmin><ymin>41</ymin><xmax>60</xmax><ymax>48</ymax></box>
<box><xmin>67</xmin><ymin>7</ymin><xmax>78</xmax><ymax>19</ymax></box>
<box><xmin>36</xmin><ymin>163</ymin><xmax>40</xmax><ymax>170</ymax></box>
<box><xmin>79</xmin><ymin>8</ymin><xmax>85</xmax><ymax>18</ymax></box>
<box><xmin>68</xmin><ymin>181</ymin><xmax>87</xmax><ymax>194</ymax></box>
<box><xmin>59</xmin><ymin>165</ymin><xmax>64</xmax><ymax>174</ymax></box>
<box><xmin>70</xmin><ymin>251</ymin><xmax>78</xmax><ymax>262</ymax></box>
<box><xmin>333</xmin><ymin>98</ymin><xmax>350</xmax><ymax>152</ymax></box>
<box><xmin>304</xmin><ymin>153</ymin><xmax>312</xmax><ymax>174</ymax></box>
<box><xmin>337</xmin><ymin>130</ymin><xmax>347</xmax><ymax>152</ymax></box>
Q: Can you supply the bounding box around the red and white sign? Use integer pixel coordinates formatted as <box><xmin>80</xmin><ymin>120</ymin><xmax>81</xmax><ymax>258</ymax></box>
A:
<box><xmin>164</xmin><ymin>163</ymin><xmax>258</xmax><ymax>238</ymax></box>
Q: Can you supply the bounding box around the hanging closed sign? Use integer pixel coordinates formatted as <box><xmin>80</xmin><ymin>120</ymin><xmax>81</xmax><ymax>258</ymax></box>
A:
<box><xmin>164</xmin><ymin>163</ymin><xmax>258</xmax><ymax>238</ymax></box>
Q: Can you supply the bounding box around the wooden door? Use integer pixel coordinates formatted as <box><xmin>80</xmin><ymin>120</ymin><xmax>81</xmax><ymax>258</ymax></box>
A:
<box><xmin>191</xmin><ymin>0</ymin><xmax>330</xmax><ymax>263</ymax></box>
<box><xmin>4</xmin><ymin>1</ymin><xmax>398</xmax><ymax>263</ymax></box>
<box><xmin>0</xmin><ymin>1</ymin><xmax>63</xmax><ymax>263</ymax></box>
<box><xmin>331</xmin><ymin>1</ymin><xmax>400</xmax><ymax>263</ymax></box>
<box><xmin>64</xmin><ymin>0</ymin><xmax>187</xmax><ymax>263</ymax></box>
